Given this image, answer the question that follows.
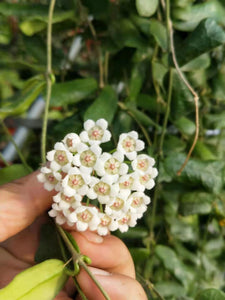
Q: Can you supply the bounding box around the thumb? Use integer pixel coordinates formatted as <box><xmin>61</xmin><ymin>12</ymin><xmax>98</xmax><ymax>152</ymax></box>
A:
<box><xmin>76</xmin><ymin>267</ymin><xmax>147</xmax><ymax>300</ymax></box>
<box><xmin>0</xmin><ymin>171</ymin><xmax>54</xmax><ymax>242</ymax></box>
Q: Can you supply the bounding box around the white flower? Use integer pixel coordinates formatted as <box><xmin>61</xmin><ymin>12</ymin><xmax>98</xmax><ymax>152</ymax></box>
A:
<box><xmin>126</xmin><ymin>192</ymin><xmax>150</xmax><ymax>216</ymax></box>
<box><xmin>118</xmin><ymin>173</ymin><xmax>138</xmax><ymax>196</ymax></box>
<box><xmin>80</xmin><ymin>119</ymin><xmax>111</xmax><ymax>145</ymax></box>
<box><xmin>132</xmin><ymin>168</ymin><xmax>158</xmax><ymax>192</ymax></box>
<box><xmin>48</xmin><ymin>204</ymin><xmax>67</xmax><ymax>225</ymax></box>
<box><xmin>97</xmin><ymin>213</ymin><xmax>118</xmax><ymax>236</ymax></box>
<box><xmin>53</xmin><ymin>192</ymin><xmax>82</xmax><ymax>210</ymax></box>
<box><xmin>105</xmin><ymin>193</ymin><xmax>129</xmax><ymax>218</ymax></box>
<box><xmin>73</xmin><ymin>143</ymin><xmax>102</xmax><ymax>174</ymax></box>
<box><xmin>87</xmin><ymin>177</ymin><xmax>119</xmax><ymax>204</ymax></box>
<box><xmin>115</xmin><ymin>213</ymin><xmax>138</xmax><ymax>233</ymax></box>
<box><xmin>131</xmin><ymin>154</ymin><xmax>156</xmax><ymax>174</ymax></box>
<box><xmin>37</xmin><ymin>167</ymin><xmax>61</xmax><ymax>191</ymax></box>
<box><xmin>117</xmin><ymin>131</ymin><xmax>145</xmax><ymax>160</ymax></box>
<box><xmin>62</xmin><ymin>133</ymin><xmax>81</xmax><ymax>153</ymax></box>
<box><xmin>62</xmin><ymin>167</ymin><xmax>91</xmax><ymax>197</ymax></box>
<box><xmin>68</xmin><ymin>206</ymin><xmax>100</xmax><ymax>231</ymax></box>
<box><xmin>95</xmin><ymin>151</ymin><xmax>128</xmax><ymax>183</ymax></box>
<box><xmin>46</xmin><ymin>142</ymin><xmax>73</xmax><ymax>172</ymax></box>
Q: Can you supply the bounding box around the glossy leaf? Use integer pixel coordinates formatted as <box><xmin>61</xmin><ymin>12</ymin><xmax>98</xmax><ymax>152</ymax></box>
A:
<box><xmin>149</xmin><ymin>19</ymin><xmax>167</xmax><ymax>50</ymax></box>
<box><xmin>50</xmin><ymin>78</ymin><xmax>98</xmax><ymax>107</ymax></box>
<box><xmin>84</xmin><ymin>86</ymin><xmax>118</xmax><ymax>124</ymax></box>
<box><xmin>176</xmin><ymin>18</ymin><xmax>225</xmax><ymax>66</ymax></box>
<box><xmin>0</xmin><ymin>259</ymin><xmax>68</xmax><ymax>300</ymax></box>
<box><xmin>179</xmin><ymin>192</ymin><xmax>215</xmax><ymax>216</ymax></box>
<box><xmin>0</xmin><ymin>165</ymin><xmax>31</xmax><ymax>185</ymax></box>
<box><xmin>195</xmin><ymin>288</ymin><xmax>225</xmax><ymax>300</ymax></box>
<box><xmin>136</xmin><ymin>0</ymin><xmax>159</xmax><ymax>17</ymax></box>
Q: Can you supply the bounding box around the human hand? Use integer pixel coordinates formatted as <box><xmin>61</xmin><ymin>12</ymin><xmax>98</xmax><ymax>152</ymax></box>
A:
<box><xmin>0</xmin><ymin>172</ymin><xmax>147</xmax><ymax>299</ymax></box>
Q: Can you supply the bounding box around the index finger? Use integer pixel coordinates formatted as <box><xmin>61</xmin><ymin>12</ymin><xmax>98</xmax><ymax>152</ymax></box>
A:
<box><xmin>0</xmin><ymin>171</ymin><xmax>54</xmax><ymax>242</ymax></box>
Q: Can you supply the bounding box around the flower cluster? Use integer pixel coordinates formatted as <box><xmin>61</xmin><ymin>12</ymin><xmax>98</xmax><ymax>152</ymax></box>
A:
<box><xmin>37</xmin><ymin>119</ymin><xmax>158</xmax><ymax>235</ymax></box>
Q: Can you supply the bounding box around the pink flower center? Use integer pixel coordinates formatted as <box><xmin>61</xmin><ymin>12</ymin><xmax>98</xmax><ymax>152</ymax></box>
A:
<box><xmin>99</xmin><ymin>186</ymin><xmax>106</xmax><ymax>194</ymax></box>
<box><xmin>48</xmin><ymin>175</ymin><xmax>55</xmax><ymax>182</ymax></box>
<box><xmin>92</xmin><ymin>130</ymin><xmax>100</xmax><ymax>137</ymax></box>
<box><xmin>110</xmin><ymin>163</ymin><xmax>115</xmax><ymax>170</ymax></box>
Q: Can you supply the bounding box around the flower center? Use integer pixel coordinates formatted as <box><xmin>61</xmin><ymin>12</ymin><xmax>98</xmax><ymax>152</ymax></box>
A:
<box><xmin>45</xmin><ymin>173</ymin><xmax>58</xmax><ymax>184</ymax></box>
<box><xmin>122</xmin><ymin>136</ymin><xmax>136</xmax><ymax>152</ymax></box>
<box><xmin>88</xmin><ymin>126</ymin><xmax>104</xmax><ymax>141</ymax></box>
<box><xmin>137</xmin><ymin>158</ymin><xmax>149</xmax><ymax>171</ymax></box>
<box><xmin>119</xmin><ymin>177</ymin><xmax>134</xmax><ymax>189</ymax></box>
<box><xmin>139</xmin><ymin>174</ymin><xmax>151</xmax><ymax>184</ymax></box>
<box><xmin>62</xmin><ymin>194</ymin><xmax>75</xmax><ymax>203</ymax></box>
<box><xmin>94</xmin><ymin>182</ymin><xmax>110</xmax><ymax>196</ymax></box>
<box><xmin>104</xmin><ymin>158</ymin><xmax>120</xmax><ymax>175</ymax></box>
<box><xmin>54</xmin><ymin>150</ymin><xmax>69</xmax><ymax>166</ymax></box>
<box><xmin>77</xmin><ymin>209</ymin><xmax>93</xmax><ymax>223</ymax></box>
<box><xmin>80</xmin><ymin>150</ymin><xmax>97</xmax><ymax>167</ymax></box>
<box><xmin>119</xmin><ymin>215</ymin><xmax>130</xmax><ymax>225</ymax></box>
<box><xmin>66</xmin><ymin>138</ymin><xmax>73</xmax><ymax>147</ymax></box>
<box><xmin>100</xmin><ymin>216</ymin><xmax>111</xmax><ymax>226</ymax></box>
<box><xmin>131</xmin><ymin>197</ymin><xmax>143</xmax><ymax>208</ymax></box>
<box><xmin>68</xmin><ymin>174</ymin><xmax>84</xmax><ymax>189</ymax></box>
<box><xmin>110</xmin><ymin>198</ymin><xmax>124</xmax><ymax>211</ymax></box>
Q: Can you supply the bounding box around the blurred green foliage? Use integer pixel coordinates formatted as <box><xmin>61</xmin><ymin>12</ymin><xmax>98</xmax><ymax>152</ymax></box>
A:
<box><xmin>0</xmin><ymin>0</ymin><xmax>225</xmax><ymax>299</ymax></box>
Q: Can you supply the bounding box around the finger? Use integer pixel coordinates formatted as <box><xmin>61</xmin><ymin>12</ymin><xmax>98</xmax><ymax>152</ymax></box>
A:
<box><xmin>68</xmin><ymin>231</ymin><xmax>135</xmax><ymax>278</ymax></box>
<box><xmin>54</xmin><ymin>291</ymin><xmax>73</xmax><ymax>300</ymax></box>
<box><xmin>76</xmin><ymin>267</ymin><xmax>147</xmax><ymax>300</ymax></box>
<box><xmin>0</xmin><ymin>247</ymin><xmax>31</xmax><ymax>288</ymax></box>
<box><xmin>0</xmin><ymin>171</ymin><xmax>55</xmax><ymax>242</ymax></box>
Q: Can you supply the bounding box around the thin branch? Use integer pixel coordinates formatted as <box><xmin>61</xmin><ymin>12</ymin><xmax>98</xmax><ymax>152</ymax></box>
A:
<box><xmin>166</xmin><ymin>0</ymin><xmax>199</xmax><ymax>175</ymax></box>
<box><xmin>0</xmin><ymin>151</ymin><xmax>10</xmax><ymax>167</ymax></box>
<box><xmin>41</xmin><ymin>0</ymin><xmax>56</xmax><ymax>163</ymax></box>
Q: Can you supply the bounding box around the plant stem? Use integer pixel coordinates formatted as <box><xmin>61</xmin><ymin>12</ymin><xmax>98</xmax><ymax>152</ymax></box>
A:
<box><xmin>158</xmin><ymin>68</ymin><xmax>173</xmax><ymax>158</ymax></box>
<box><xmin>166</xmin><ymin>0</ymin><xmax>199</xmax><ymax>175</ymax></box>
<box><xmin>79</xmin><ymin>261</ymin><xmax>111</xmax><ymax>300</ymax></box>
<box><xmin>41</xmin><ymin>0</ymin><xmax>56</xmax><ymax>163</ymax></box>
<box><xmin>72</xmin><ymin>277</ymin><xmax>88</xmax><ymax>300</ymax></box>
<box><xmin>0</xmin><ymin>120</ymin><xmax>31</xmax><ymax>171</ymax></box>
<box><xmin>0</xmin><ymin>151</ymin><xmax>10</xmax><ymax>166</ymax></box>
<box><xmin>56</xmin><ymin>225</ymin><xmax>111</xmax><ymax>300</ymax></box>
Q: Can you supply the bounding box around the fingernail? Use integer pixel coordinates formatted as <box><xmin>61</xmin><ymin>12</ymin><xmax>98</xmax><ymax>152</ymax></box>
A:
<box><xmin>89</xmin><ymin>267</ymin><xmax>111</xmax><ymax>276</ymax></box>
<box><xmin>80</xmin><ymin>231</ymin><xmax>104</xmax><ymax>244</ymax></box>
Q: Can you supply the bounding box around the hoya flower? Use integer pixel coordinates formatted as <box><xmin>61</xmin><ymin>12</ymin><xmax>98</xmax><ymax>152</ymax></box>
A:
<box><xmin>87</xmin><ymin>177</ymin><xmax>119</xmax><ymax>204</ymax></box>
<box><xmin>97</xmin><ymin>213</ymin><xmax>118</xmax><ymax>236</ymax></box>
<box><xmin>62</xmin><ymin>167</ymin><xmax>91</xmax><ymax>197</ymax></box>
<box><xmin>126</xmin><ymin>192</ymin><xmax>150</xmax><ymax>216</ymax></box>
<box><xmin>105</xmin><ymin>193</ymin><xmax>129</xmax><ymax>218</ymax></box>
<box><xmin>131</xmin><ymin>154</ymin><xmax>155</xmax><ymax>174</ymax></box>
<box><xmin>117</xmin><ymin>131</ymin><xmax>144</xmax><ymax>160</ymax></box>
<box><xmin>53</xmin><ymin>192</ymin><xmax>82</xmax><ymax>210</ymax></box>
<box><xmin>73</xmin><ymin>143</ymin><xmax>102</xmax><ymax>174</ymax></box>
<box><xmin>80</xmin><ymin>119</ymin><xmax>111</xmax><ymax>145</ymax></box>
<box><xmin>68</xmin><ymin>206</ymin><xmax>100</xmax><ymax>231</ymax></box>
<box><xmin>48</xmin><ymin>204</ymin><xmax>67</xmax><ymax>225</ymax></box>
<box><xmin>95</xmin><ymin>151</ymin><xmax>128</xmax><ymax>183</ymax></box>
<box><xmin>37</xmin><ymin>166</ymin><xmax>61</xmax><ymax>191</ymax></box>
<box><xmin>63</xmin><ymin>133</ymin><xmax>81</xmax><ymax>153</ymax></box>
<box><xmin>132</xmin><ymin>168</ymin><xmax>158</xmax><ymax>192</ymax></box>
<box><xmin>46</xmin><ymin>142</ymin><xmax>73</xmax><ymax>172</ymax></box>
<box><xmin>115</xmin><ymin>213</ymin><xmax>138</xmax><ymax>233</ymax></box>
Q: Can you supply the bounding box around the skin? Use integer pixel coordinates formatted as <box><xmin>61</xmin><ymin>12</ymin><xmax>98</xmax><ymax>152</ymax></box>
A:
<box><xmin>0</xmin><ymin>171</ymin><xmax>147</xmax><ymax>300</ymax></box>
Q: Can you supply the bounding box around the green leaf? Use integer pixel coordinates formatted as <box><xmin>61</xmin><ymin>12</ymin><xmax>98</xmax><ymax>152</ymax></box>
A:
<box><xmin>50</xmin><ymin>78</ymin><xmax>98</xmax><ymax>107</ymax></box>
<box><xmin>193</xmin><ymin>141</ymin><xmax>217</xmax><ymax>161</ymax></box>
<box><xmin>174</xmin><ymin>116</ymin><xmax>196</xmax><ymax>135</ymax></box>
<box><xmin>35</xmin><ymin>223</ymin><xmax>65</xmax><ymax>263</ymax></box>
<box><xmin>179</xmin><ymin>192</ymin><xmax>215</xmax><ymax>216</ymax></box>
<box><xmin>130</xmin><ymin>247</ymin><xmax>150</xmax><ymax>264</ymax></box>
<box><xmin>149</xmin><ymin>19</ymin><xmax>167</xmax><ymax>50</ymax></box>
<box><xmin>163</xmin><ymin>153</ymin><xmax>225</xmax><ymax>194</ymax></box>
<box><xmin>176</xmin><ymin>18</ymin><xmax>225</xmax><ymax>66</ymax></box>
<box><xmin>82</xmin><ymin>0</ymin><xmax>109</xmax><ymax>19</ymax></box>
<box><xmin>155</xmin><ymin>245</ymin><xmax>194</xmax><ymax>286</ymax></box>
<box><xmin>109</xmin><ymin>19</ymin><xmax>147</xmax><ymax>50</ymax></box>
<box><xmin>169</xmin><ymin>217</ymin><xmax>198</xmax><ymax>242</ymax></box>
<box><xmin>0</xmin><ymin>81</ymin><xmax>45</xmax><ymax>119</ymax></box>
<box><xmin>84</xmin><ymin>86</ymin><xmax>118</xmax><ymax>124</ymax></box>
<box><xmin>154</xmin><ymin>281</ymin><xmax>185</xmax><ymax>297</ymax></box>
<box><xmin>0</xmin><ymin>165</ymin><xmax>31</xmax><ymax>185</ymax></box>
<box><xmin>136</xmin><ymin>0</ymin><xmax>159</xmax><ymax>17</ymax></box>
<box><xmin>181</xmin><ymin>53</ymin><xmax>210</xmax><ymax>72</ymax></box>
<box><xmin>152</xmin><ymin>61</ymin><xmax>168</xmax><ymax>88</ymax></box>
<box><xmin>173</xmin><ymin>0</ymin><xmax>225</xmax><ymax>31</ymax></box>
<box><xmin>0</xmin><ymin>259</ymin><xmax>68</xmax><ymax>300</ymax></box>
<box><xmin>129</xmin><ymin>62</ymin><xmax>146</xmax><ymax>102</ymax></box>
<box><xmin>195</xmin><ymin>288</ymin><xmax>225</xmax><ymax>300</ymax></box>
<box><xmin>19</xmin><ymin>11</ymin><xmax>74</xmax><ymax>36</ymax></box>
<box><xmin>0</xmin><ymin>3</ymin><xmax>49</xmax><ymax>17</ymax></box>
<box><xmin>171</xmin><ymin>69</ymin><xmax>194</xmax><ymax>120</ymax></box>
